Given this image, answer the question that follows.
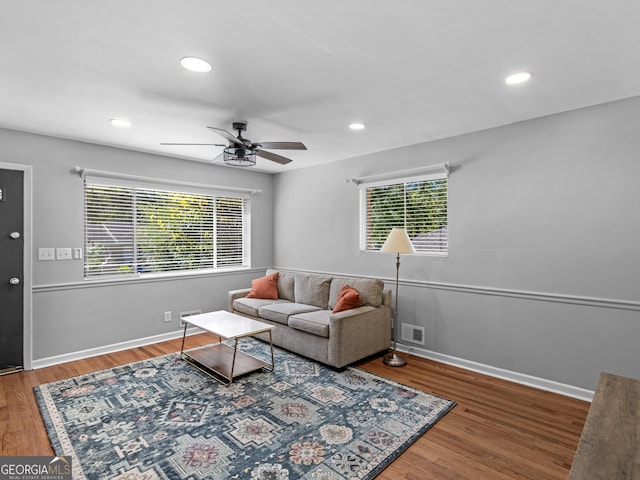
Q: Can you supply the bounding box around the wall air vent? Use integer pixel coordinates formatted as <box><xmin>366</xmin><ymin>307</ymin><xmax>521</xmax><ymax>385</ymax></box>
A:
<box><xmin>179</xmin><ymin>309</ymin><xmax>202</xmax><ymax>327</ymax></box>
<box><xmin>401</xmin><ymin>323</ymin><xmax>425</xmax><ymax>345</ymax></box>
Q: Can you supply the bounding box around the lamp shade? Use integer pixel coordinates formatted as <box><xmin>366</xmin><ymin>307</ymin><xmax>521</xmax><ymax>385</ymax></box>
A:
<box><xmin>380</xmin><ymin>228</ymin><xmax>416</xmax><ymax>254</ymax></box>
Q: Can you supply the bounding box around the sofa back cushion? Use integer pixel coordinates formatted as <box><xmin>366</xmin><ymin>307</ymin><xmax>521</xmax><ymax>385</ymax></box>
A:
<box><xmin>266</xmin><ymin>268</ymin><xmax>295</xmax><ymax>301</ymax></box>
<box><xmin>294</xmin><ymin>274</ymin><xmax>332</xmax><ymax>309</ymax></box>
<box><xmin>329</xmin><ymin>277</ymin><xmax>385</xmax><ymax>309</ymax></box>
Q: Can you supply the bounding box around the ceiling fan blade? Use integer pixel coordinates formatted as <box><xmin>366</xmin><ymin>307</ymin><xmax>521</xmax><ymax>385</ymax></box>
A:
<box><xmin>160</xmin><ymin>143</ymin><xmax>225</xmax><ymax>146</ymax></box>
<box><xmin>254</xmin><ymin>141</ymin><xmax>307</xmax><ymax>150</ymax></box>
<box><xmin>255</xmin><ymin>149</ymin><xmax>293</xmax><ymax>165</ymax></box>
<box><xmin>206</xmin><ymin>126</ymin><xmax>241</xmax><ymax>145</ymax></box>
<box><xmin>211</xmin><ymin>152</ymin><xmax>225</xmax><ymax>163</ymax></box>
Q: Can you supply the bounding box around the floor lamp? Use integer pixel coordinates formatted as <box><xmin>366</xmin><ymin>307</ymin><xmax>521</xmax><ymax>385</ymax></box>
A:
<box><xmin>380</xmin><ymin>227</ymin><xmax>416</xmax><ymax>367</ymax></box>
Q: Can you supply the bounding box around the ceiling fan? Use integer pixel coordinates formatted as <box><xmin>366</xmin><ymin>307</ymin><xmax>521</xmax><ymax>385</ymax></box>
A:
<box><xmin>161</xmin><ymin>121</ymin><xmax>306</xmax><ymax>167</ymax></box>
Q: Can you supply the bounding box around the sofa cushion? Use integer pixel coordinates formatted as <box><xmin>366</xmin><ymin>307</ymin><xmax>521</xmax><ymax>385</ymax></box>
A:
<box><xmin>288</xmin><ymin>310</ymin><xmax>331</xmax><ymax>338</ymax></box>
<box><xmin>246</xmin><ymin>272</ymin><xmax>279</xmax><ymax>299</ymax></box>
<box><xmin>329</xmin><ymin>277</ymin><xmax>385</xmax><ymax>308</ymax></box>
<box><xmin>294</xmin><ymin>274</ymin><xmax>332</xmax><ymax>309</ymax></box>
<box><xmin>258</xmin><ymin>303</ymin><xmax>321</xmax><ymax>325</ymax></box>
<box><xmin>233</xmin><ymin>297</ymin><xmax>289</xmax><ymax>317</ymax></box>
<box><xmin>267</xmin><ymin>268</ymin><xmax>295</xmax><ymax>301</ymax></box>
<box><xmin>332</xmin><ymin>285</ymin><xmax>362</xmax><ymax>313</ymax></box>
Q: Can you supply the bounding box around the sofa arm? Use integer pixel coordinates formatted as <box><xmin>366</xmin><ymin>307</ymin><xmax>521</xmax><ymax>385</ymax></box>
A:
<box><xmin>328</xmin><ymin>305</ymin><xmax>392</xmax><ymax>368</ymax></box>
<box><xmin>228</xmin><ymin>288</ymin><xmax>251</xmax><ymax>312</ymax></box>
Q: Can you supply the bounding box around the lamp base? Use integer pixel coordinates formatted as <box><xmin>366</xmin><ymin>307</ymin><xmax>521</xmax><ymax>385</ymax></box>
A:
<box><xmin>383</xmin><ymin>351</ymin><xmax>407</xmax><ymax>367</ymax></box>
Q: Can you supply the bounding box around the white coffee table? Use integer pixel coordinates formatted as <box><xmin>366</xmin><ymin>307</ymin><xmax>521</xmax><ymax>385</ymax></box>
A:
<box><xmin>180</xmin><ymin>310</ymin><xmax>275</xmax><ymax>386</ymax></box>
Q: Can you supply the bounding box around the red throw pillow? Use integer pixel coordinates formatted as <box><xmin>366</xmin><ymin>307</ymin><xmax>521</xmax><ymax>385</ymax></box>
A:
<box><xmin>332</xmin><ymin>285</ymin><xmax>362</xmax><ymax>313</ymax></box>
<box><xmin>246</xmin><ymin>272</ymin><xmax>279</xmax><ymax>299</ymax></box>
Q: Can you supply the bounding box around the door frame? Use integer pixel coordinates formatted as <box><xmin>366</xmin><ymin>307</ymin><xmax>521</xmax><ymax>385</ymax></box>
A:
<box><xmin>1</xmin><ymin>162</ymin><xmax>32</xmax><ymax>370</ymax></box>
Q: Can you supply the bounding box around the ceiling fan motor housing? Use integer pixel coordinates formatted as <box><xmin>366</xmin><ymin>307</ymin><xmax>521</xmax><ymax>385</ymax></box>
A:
<box><xmin>232</xmin><ymin>121</ymin><xmax>248</xmax><ymax>132</ymax></box>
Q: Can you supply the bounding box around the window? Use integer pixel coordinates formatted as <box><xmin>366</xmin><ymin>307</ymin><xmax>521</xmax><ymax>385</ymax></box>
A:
<box><xmin>84</xmin><ymin>179</ymin><xmax>250</xmax><ymax>278</ymax></box>
<box><xmin>360</xmin><ymin>173</ymin><xmax>448</xmax><ymax>254</ymax></box>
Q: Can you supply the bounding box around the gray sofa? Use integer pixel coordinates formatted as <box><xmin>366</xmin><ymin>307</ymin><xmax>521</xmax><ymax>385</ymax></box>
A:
<box><xmin>228</xmin><ymin>269</ymin><xmax>392</xmax><ymax>368</ymax></box>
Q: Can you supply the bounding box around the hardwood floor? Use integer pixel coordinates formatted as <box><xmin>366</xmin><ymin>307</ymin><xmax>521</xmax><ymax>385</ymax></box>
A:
<box><xmin>0</xmin><ymin>334</ymin><xmax>590</xmax><ymax>479</ymax></box>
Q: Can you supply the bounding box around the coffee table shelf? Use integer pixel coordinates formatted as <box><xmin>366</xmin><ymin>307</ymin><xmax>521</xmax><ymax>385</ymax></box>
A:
<box><xmin>180</xmin><ymin>311</ymin><xmax>275</xmax><ymax>386</ymax></box>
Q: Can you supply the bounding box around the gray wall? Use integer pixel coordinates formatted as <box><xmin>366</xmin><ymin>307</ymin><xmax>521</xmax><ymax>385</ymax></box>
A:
<box><xmin>4</xmin><ymin>96</ymin><xmax>639</xmax><ymax>393</ymax></box>
<box><xmin>273</xmin><ymin>97</ymin><xmax>640</xmax><ymax>393</ymax></box>
<box><xmin>1</xmin><ymin>128</ymin><xmax>274</xmax><ymax>360</ymax></box>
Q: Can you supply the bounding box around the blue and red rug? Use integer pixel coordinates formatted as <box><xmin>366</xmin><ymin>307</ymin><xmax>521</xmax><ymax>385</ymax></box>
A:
<box><xmin>35</xmin><ymin>339</ymin><xmax>454</xmax><ymax>479</ymax></box>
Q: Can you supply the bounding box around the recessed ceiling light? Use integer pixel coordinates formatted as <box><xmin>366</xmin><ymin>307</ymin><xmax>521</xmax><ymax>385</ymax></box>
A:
<box><xmin>349</xmin><ymin>122</ymin><xmax>366</xmax><ymax>130</ymax></box>
<box><xmin>505</xmin><ymin>71</ymin><xmax>533</xmax><ymax>85</ymax></box>
<box><xmin>109</xmin><ymin>118</ymin><xmax>131</xmax><ymax>128</ymax></box>
<box><xmin>180</xmin><ymin>56</ymin><xmax>212</xmax><ymax>73</ymax></box>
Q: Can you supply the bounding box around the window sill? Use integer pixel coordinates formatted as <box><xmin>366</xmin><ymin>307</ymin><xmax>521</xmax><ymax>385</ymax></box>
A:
<box><xmin>33</xmin><ymin>266</ymin><xmax>261</xmax><ymax>293</ymax></box>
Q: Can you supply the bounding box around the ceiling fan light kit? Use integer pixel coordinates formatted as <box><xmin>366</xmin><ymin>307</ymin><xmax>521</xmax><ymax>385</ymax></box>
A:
<box><xmin>223</xmin><ymin>146</ymin><xmax>256</xmax><ymax>167</ymax></box>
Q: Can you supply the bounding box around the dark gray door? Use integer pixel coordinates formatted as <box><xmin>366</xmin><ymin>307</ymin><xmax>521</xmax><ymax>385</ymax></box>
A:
<box><xmin>0</xmin><ymin>168</ymin><xmax>24</xmax><ymax>374</ymax></box>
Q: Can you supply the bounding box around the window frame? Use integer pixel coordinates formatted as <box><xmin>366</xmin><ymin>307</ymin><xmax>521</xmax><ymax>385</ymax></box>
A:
<box><xmin>359</xmin><ymin>170</ymin><xmax>448</xmax><ymax>256</ymax></box>
<box><xmin>83</xmin><ymin>175</ymin><xmax>251</xmax><ymax>280</ymax></box>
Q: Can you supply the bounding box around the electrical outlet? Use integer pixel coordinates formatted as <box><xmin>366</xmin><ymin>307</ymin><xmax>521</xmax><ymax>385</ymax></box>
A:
<box><xmin>56</xmin><ymin>247</ymin><xmax>72</xmax><ymax>260</ymax></box>
<box><xmin>164</xmin><ymin>311</ymin><xmax>172</xmax><ymax>323</ymax></box>
<box><xmin>38</xmin><ymin>248</ymin><xmax>55</xmax><ymax>261</ymax></box>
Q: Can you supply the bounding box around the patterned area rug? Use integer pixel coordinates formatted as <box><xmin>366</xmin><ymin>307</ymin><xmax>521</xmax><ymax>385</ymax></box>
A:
<box><xmin>35</xmin><ymin>339</ymin><xmax>455</xmax><ymax>479</ymax></box>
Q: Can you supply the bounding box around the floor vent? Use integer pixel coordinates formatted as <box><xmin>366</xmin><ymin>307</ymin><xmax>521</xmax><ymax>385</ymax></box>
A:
<box><xmin>401</xmin><ymin>323</ymin><xmax>425</xmax><ymax>345</ymax></box>
<box><xmin>179</xmin><ymin>309</ymin><xmax>202</xmax><ymax>326</ymax></box>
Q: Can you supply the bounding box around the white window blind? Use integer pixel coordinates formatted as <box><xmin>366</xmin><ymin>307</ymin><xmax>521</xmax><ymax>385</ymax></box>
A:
<box><xmin>84</xmin><ymin>181</ymin><xmax>249</xmax><ymax>278</ymax></box>
<box><xmin>360</xmin><ymin>172</ymin><xmax>448</xmax><ymax>254</ymax></box>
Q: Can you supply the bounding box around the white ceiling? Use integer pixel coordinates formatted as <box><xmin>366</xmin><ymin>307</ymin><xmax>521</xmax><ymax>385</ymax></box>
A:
<box><xmin>1</xmin><ymin>1</ymin><xmax>639</xmax><ymax>173</ymax></box>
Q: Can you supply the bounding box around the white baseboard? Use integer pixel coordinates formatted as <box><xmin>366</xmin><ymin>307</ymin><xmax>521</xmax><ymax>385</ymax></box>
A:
<box><xmin>31</xmin><ymin>328</ymin><xmax>202</xmax><ymax>370</ymax></box>
<box><xmin>396</xmin><ymin>344</ymin><xmax>594</xmax><ymax>402</ymax></box>
<box><xmin>31</xmin><ymin>328</ymin><xmax>594</xmax><ymax>402</ymax></box>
